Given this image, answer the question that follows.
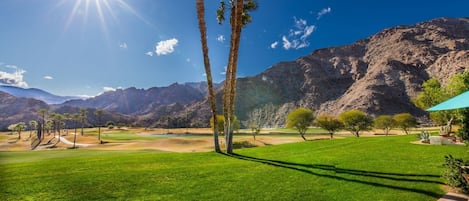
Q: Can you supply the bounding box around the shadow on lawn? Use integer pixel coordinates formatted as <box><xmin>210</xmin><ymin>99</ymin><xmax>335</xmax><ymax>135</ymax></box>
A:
<box><xmin>223</xmin><ymin>153</ymin><xmax>443</xmax><ymax>199</ymax></box>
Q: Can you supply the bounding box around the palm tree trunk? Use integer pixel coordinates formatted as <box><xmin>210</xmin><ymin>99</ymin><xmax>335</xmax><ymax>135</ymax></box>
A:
<box><xmin>225</xmin><ymin>0</ymin><xmax>244</xmax><ymax>154</ymax></box>
<box><xmin>196</xmin><ymin>0</ymin><xmax>220</xmax><ymax>152</ymax></box>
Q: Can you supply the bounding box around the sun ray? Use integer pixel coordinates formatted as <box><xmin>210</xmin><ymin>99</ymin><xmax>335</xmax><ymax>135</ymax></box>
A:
<box><xmin>64</xmin><ymin>0</ymin><xmax>83</xmax><ymax>31</ymax></box>
<box><xmin>102</xmin><ymin>0</ymin><xmax>118</xmax><ymax>24</ymax></box>
<box><xmin>95</xmin><ymin>0</ymin><xmax>110</xmax><ymax>42</ymax></box>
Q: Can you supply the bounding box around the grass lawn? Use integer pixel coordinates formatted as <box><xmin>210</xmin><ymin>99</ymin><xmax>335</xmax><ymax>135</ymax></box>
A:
<box><xmin>1</xmin><ymin>135</ymin><xmax>467</xmax><ymax>200</ymax></box>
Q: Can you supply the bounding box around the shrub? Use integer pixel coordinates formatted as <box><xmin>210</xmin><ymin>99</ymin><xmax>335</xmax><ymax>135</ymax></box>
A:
<box><xmin>442</xmin><ymin>155</ymin><xmax>469</xmax><ymax>193</ymax></box>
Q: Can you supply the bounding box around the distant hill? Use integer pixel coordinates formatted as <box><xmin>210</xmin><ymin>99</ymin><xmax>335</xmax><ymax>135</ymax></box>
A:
<box><xmin>0</xmin><ymin>85</ymin><xmax>80</xmax><ymax>104</ymax></box>
<box><xmin>61</xmin><ymin>82</ymin><xmax>210</xmax><ymax>115</ymax></box>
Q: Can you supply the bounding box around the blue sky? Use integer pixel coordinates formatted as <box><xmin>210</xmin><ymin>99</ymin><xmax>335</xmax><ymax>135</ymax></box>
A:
<box><xmin>0</xmin><ymin>0</ymin><xmax>468</xmax><ymax>97</ymax></box>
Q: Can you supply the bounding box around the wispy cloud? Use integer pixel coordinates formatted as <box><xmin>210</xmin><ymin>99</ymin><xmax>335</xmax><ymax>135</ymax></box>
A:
<box><xmin>220</xmin><ymin>66</ymin><xmax>227</xmax><ymax>75</ymax></box>
<box><xmin>155</xmin><ymin>38</ymin><xmax>178</xmax><ymax>56</ymax></box>
<box><xmin>270</xmin><ymin>41</ymin><xmax>278</xmax><ymax>49</ymax></box>
<box><xmin>317</xmin><ymin>7</ymin><xmax>332</xmax><ymax>20</ymax></box>
<box><xmin>43</xmin><ymin>75</ymin><xmax>53</xmax><ymax>80</ymax></box>
<box><xmin>0</xmin><ymin>64</ymin><xmax>28</xmax><ymax>88</ymax></box>
<box><xmin>282</xmin><ymin>17</ymin><xmax>316</xmax><ymax>50</ymax></box>
<box><xmin>216</xmin><ymin>35</ymin><xmax>225</xmax><ymax>43</ymax></box>
<box><xmin>119</xmin><ymin>41</ymin><xmax>128</xmax><ymax>49</ymax></box>
<box><xmin>145</xmin><ymin>51</ymin><xmax>154</xmax><ymax>57</ymax></box>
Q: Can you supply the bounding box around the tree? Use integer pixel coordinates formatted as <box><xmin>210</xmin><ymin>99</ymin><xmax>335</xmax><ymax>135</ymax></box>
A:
<box><xmin>393</xmin><ymin>113</ymin><xmax>417</xmax><ymax>135</ymax></box>
<box><xmin>52</xmin><ymin>113</ymin><xmax>64</xmax><ymax>143</ymax></box>
<box><xmin>80</xmin><ymin>108</ymin><xmax>87</xmax><ymax>136</ymax></box>
<box><xmin>196</xmin><ymin>0</ymin><xmax>221</xmax><ymax>153</ymax></box>
<box><xmin>95</xmin><ymin>109</ymin><xmax>104</xmax><ymax>143</ymax></box>
<box><xmin>63</xmin><ymin>113</ymin><xmax>71</xmax><ymax>135</ymax></box>
<box><xmin>28</xmin><ymin>120</ymin><xmax>38</xmax><ymax>139</ymax></box>
<box><xmin>316</xmin><ymin>114</ymin><xmax>343</xmax><ymax>139</ymax></box>
<box><xmin>338</xmin><ymin>109</ymin><xmax>372</xmax><ymax>137</ymax></box>
<box><xmin>72</xmin><ymin>113</ymin><xmax>80</xmax><ymax>148</ymax></box>
<box><xmin>217</xmin><ymin>0</ymin><xmax>257</xmax><ymax>154</ymax></box>
<box><xmin>38</xmin><ymin>108</ymin><xmax>48</xmax><ymax>140</ymax></box>
<box><xmin>373</xmin><ymin>115</ymin><xmax>396</xmax><ymax>136</ymax></box>
<box><xmin>415</xmin><ymin>72</ymin><xmax>469</xmax><ymax>134</ymax></box>
<box><xmin>8</xmin><ymin>122</ymin><xmax>26</xmax><ymax>140</ymax></box>
<box><xmin>286</xmin><ymin>108</ymin><xmax>315</xmax><ymax>141</ymax></box>
<box><xmin>211</xmin><ymin>115</ymin><xmax>240</xmax><ymax>135</ymax></box>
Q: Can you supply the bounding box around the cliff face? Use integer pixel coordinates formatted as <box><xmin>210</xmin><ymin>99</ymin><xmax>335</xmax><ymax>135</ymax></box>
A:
<box><xmin>178</xmin><ymin>17</ymin><xmax>469</xmax><ymax>127</ymax></box>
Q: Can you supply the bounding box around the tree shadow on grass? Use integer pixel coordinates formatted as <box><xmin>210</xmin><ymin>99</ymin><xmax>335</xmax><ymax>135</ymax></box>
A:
<box><xmin>222</xmin><ymin>153</ymin><xmax>443</xmax><ymax>199</ymax></box>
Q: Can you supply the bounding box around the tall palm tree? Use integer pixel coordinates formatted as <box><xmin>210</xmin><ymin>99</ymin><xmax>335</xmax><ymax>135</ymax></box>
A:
<box><xmin>54</xmin><ymin>114</ymin><xmax>64</xmax><ymax>143</ymax></box>
<box><xmin>217</xmin><ymin>0</ymin><xmax>257</xmax><ymax>153</ymax></box>
<box><xmin>95</xmin><ymin>109</ymin><xmax>104</xmax><ymax>143</ymax></box>
<box><xmin>63</xmin><ymin>113</ymin><xmax>71</xmax><ymax>135</ymax></box>
<box><xmin>80</xmin><ymin>108</ymin><xmax>88</xmax><ymax>136</ymax></box>
<box><xmin>72</xmin><ymin>113</ymin><xmax>80</xmax><ymax>148</ymax></box>
<box><xmin>28</xmin><ymin>120</ymin><xmax>38</xmax><ymax>139</ymax></box>
<box><xmin>38</xmin><ymin>108</ymin><xmax>48</xmax><ymax>140</ymax></box>
<box><xmin>15</xmin><ymin>122</ymin><xmax>26</xmax><ymax>140</ymax></box>
<box><xmin>196</xmin><ymin>0</ymin><xmax>221</xmax><ymax>152</ymax></box>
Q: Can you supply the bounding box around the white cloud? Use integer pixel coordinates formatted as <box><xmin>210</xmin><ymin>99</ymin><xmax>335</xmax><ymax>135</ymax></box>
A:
<box><xmin>0</xmin><ymin>66</ymin><xmax>28</xmax><ymax>88</ymax></box>
<box><xmin>282</xmin><ymin>36</ymin><xmax>292</xmax><ymax>50</ymax></box>
<box><xmin>146</xmin><ymin>51</ymin><xmax>154</xmax><ymax>57</ymax></box>
<box><xmin>281</xmin><ymin>17</ymin><xmax>316</xmax><ymax>50</ymax></box>
<box><xmin>270</xmin><ymin>41</ymin><xmax>278</xmax><ymax>49</ymax></box>
<box><xmin>43</xmin><ymin>75</ymin><xmax>53</xmax><ymax>80</ymax></box>
<box><xmin>119</xmin><ymin>42</ymin><xmax>128</xmax><ymax>49</ymax></box>
<box><xmin>216</xmin><ymin>35</ymin><xmax>225</xmax><ymax>42</ymax></box>
<box><xmin>202</xmin><ymin>73</ymin><xmax>207</xmax><ymax>77</ymax></box>
<box><xmin>317</xmin><ymin>7</ymin><xmax>332</xmax><ymax>20</ymax></box>
<box><xmin>155</xmin><ymin>38</ymin><xmax>178</xmax><ymax>56</ymax></box>
<box><xmin>103</xmin><ymin>86</ymin><xmax>116</xmax><ymax>92</ymax></box>
<box><xmin>220</xmin><ymin>66</ymin><xmax>227</xmax><ymax>75</ymax></box>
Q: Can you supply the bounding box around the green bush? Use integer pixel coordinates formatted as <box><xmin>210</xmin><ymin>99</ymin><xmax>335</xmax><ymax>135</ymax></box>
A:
<box><xmin>442</xmin><ymin>155</ymin><xmax>469</xmax><ymax>193</ymax></box>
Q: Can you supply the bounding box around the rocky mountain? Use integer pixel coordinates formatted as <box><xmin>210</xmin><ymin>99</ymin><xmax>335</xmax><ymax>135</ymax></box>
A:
<box><xmin>61</xmin><ymin>82</ymin><xmax>208</xmax><ymax>115</ymax></box>
<box><xmin>0</xmin><ymin>91</ymin><xmax>49</xmax><ymax>130</ymax></box>
<box><xmin>0</xmin><ymin>91</ymin><xmax>135</xmax><ymax>131</ymax></box>
<box><xmin>0</xmin><ymin>85</ymin><xmax>80</xmax><ymax>104</ymax></box>
<box><xmin>168</xmin><ymin>17</ymin><xmax>469</xmax><ymax>127</ymax></box>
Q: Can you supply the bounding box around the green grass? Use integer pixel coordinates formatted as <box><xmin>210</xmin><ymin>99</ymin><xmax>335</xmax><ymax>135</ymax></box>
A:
<box><xmin>1</xmin><ymin>135</ymin><xmax>467</xmax><ymax>200</ymax></box>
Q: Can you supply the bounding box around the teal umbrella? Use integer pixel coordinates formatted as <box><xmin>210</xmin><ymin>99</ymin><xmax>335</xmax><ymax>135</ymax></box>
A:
<box><xmin>427</xmin><ymin>90</ymin><xmax>469</xmax><ymax>111</ymax></box>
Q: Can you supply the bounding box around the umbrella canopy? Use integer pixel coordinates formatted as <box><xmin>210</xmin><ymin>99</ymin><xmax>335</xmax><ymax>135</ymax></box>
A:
<box><xmin>427</xmin><ymin>90</ymin><xmax>469</xmax><ymax>111</ymax></box>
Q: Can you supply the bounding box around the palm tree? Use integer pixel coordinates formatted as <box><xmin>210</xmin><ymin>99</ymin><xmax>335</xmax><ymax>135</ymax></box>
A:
<box><xmin>54</xmin><ymin>113</ymin><xmax>64</xmax><ymax>143</ymax></box>
<box><xmin>217</xmin><ymin>0</ymin><xmax>257</xmax><ymax>153</ymax></box>
<box><xmin>38</xmin><ymin>108</ymin><xmax>48</xmax><ymax>140</ymax></box>
<box><xmin>14</xmin><ymin>122</ymin><xmax>26</xmax><ymax>140</ymax></box>
<box><xmin>63</xmin><ymin>113</ymin><xmax>71</xmax><ymax>135</ymax></box>
<box><xmin>196</xmin><ymin>0</ymin><xmax>221</xmax><ymax>152</ymax></box>
<box><xmin>28</xmin><ymin>120</ymin><xmax>38</xmax><ymax>139</ymax></box>
<box><xmin>80</xmin><ymin>108</ymin><xmax>88</xmax><ymax>136</ymax></box>
<box><xmin>72</xmin><ymin>113</ymin><xmax>80</xmax><ymax>148</ymax></box>
<box><xmin>95</xmin><ymin>109</ymin><xmax>104</xmax><ymax>143</ymax></box>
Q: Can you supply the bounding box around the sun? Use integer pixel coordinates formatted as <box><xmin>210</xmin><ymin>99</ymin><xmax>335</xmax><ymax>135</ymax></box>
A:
<box><xmin>59</xmin><ymin>0</ymin><xmax>151</xmax><ymax>38</ymax></box>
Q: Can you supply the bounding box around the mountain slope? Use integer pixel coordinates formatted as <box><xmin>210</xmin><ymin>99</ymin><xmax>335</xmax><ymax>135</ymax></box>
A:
<box><xmin>62</xmin><ymin>83</ymin><xmax>206</xmax><ymax>115</ymax></box>
<box><xmin>0</xmin><ymin>91</ymin><xmax>49</xmax><ymax>130</ymax></box>
<box><xmin>0</xmin><ymin>85</ymin><xmax>79</xmax><ymax>104</ymax></box>
<box><xmin>172</xmin><ymin>17</ymin><xmax>469</xmax><ymax>127</ymax></box>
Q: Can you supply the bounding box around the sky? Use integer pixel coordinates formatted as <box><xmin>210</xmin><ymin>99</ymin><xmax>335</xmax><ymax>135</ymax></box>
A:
<box><xmin>0</xmin><ymin>0</ymin><xmax>468</xmax><ymax>97</ymax></box>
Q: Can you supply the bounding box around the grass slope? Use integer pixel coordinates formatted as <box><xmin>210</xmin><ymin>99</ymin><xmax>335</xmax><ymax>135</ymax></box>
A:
<box><xmin>0</xmin><ymin>135</ymin><xmax>466</xmax><ymax>200</ymax></box>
